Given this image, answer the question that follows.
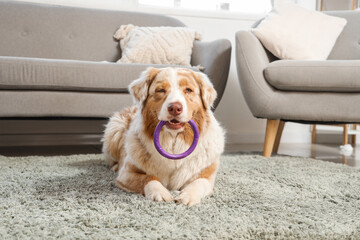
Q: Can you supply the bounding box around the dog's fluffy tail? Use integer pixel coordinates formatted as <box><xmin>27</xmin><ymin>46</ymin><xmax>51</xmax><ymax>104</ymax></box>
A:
<box><xmin>102</xmin><ymin>106</ymin><xmax>137</xmax><ymax>172</ymax></box>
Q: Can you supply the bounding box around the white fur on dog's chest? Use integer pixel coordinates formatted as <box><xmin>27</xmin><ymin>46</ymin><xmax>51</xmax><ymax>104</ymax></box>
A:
<box><xmin>141</xmin><ymin>134</ymin><xmax>201</xmax><ymax>190</ymax></box>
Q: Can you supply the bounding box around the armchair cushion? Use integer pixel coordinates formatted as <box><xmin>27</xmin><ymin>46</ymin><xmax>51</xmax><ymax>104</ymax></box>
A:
<box><xmin>264</xmin><ymin>60</ymin><xmax>360</xmax><ymax>92</ymax></box>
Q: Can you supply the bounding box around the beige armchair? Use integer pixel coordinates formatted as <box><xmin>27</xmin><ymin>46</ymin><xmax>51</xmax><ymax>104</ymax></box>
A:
<box><xmin>235</xmin><ymin>11</ymin><xmax>360</xmax><ymax>157</ymax></box>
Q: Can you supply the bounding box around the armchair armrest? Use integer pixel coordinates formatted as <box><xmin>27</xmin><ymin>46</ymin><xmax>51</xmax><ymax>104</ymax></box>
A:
<box><xmin>191</xmin><ymin>39</ymin><xmax>231</xmax><ymax>109</ymax></box>
<box><xmin>235</xmin><ymin>31</ymin><xmax>276</xmax><ymax>117</ymax></box>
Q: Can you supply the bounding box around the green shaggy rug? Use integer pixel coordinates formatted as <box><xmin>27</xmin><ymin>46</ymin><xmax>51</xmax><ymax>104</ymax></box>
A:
<box><xmin>1</xmin><ymin>153</ymin><xmax>360</xmax><ymax>239</ymax></box>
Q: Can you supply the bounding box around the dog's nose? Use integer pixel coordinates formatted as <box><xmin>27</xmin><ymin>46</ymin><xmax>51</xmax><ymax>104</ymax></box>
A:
<box><xmin>168</xmin><ymin>102</ymin><xmax>183</xmax><ymax>116</ymax></box>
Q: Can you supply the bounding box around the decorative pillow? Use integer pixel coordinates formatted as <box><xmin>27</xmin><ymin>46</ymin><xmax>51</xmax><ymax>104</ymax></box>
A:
<box><xmin>114</xmin><ymin>25</ymin><xmax>201</xmax><ymax>66</ymax></box>
<box><xmin>252</xmin><ymin>0</ymin><xmax>347</xmax><ymax>60</ymax></box>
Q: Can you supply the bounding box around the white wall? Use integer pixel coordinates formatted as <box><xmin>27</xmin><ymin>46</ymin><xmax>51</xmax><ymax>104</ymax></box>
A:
<box><xmin>15</xmin><ymin>0</ymin><xmax>314</xmax><ymax>144</ymax></box>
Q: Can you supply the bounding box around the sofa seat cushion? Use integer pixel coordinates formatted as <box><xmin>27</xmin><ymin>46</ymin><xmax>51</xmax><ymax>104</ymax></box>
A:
<box><xmin>0</xmin><ymin>57</ymin><xmax>195</xmax><ymax>92</ymax></box>
<box><xmin>264</xmin><ymin>60</ymin><xmax>360</xmax><ymax>92</ymax></box>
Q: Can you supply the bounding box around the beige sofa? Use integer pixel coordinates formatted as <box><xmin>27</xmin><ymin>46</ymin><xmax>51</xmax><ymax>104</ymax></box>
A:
<box><xmin>0</xmin><ymin>0</ymin><xmax>231</xmax><ymax>146</ymax></box>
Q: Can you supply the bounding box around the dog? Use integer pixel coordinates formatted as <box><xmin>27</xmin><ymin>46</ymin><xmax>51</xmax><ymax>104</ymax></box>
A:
<box><xmin>102</xmin><ymin>67</ymin><xmax>225</xmax><ymax>206</ymax></box>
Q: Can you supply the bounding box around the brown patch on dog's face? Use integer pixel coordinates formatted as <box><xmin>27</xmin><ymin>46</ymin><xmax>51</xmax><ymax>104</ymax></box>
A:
<box><xmin>141</xmin><ymin>70</ymin><xmax>172</xmax><ymax>139</ymax></box>
<box><xmin>176</xmin><ymin>70</ymin><xmax>207</xmax><ymax>145</ymax></box>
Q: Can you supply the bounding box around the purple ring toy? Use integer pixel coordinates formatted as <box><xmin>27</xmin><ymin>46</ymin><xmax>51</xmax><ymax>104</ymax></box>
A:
<box><xmin>154</xmin><ymin>119</ymin><xmax>199</xmax><ymax>160</ymax></box>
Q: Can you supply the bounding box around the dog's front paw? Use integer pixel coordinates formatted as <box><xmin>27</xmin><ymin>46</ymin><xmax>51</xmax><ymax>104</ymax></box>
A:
<box><xmin>175</xmin><ymin>190</ymin><xmax>201</xmax><ymax>206</ymax></box>
<box><xmin>144</xmin><ymin>180</ymin><xmax>173</xmax><ymax>202</ymax></box>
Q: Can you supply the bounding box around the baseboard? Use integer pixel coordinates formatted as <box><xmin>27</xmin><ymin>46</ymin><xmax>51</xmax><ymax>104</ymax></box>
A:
<box><xmin>0</xmin><ymin>119</ymin><xmax>106</xmax><ymax>147</ymax></box>
<box><xmin>0</xmin><ymin>134</ymin><xmax>102</xmax><ymax>146</ymax></box>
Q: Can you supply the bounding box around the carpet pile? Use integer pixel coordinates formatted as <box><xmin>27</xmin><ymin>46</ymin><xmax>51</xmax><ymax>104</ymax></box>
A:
<box><xmin>1</xmin><ymin>153</ymin><xmax>360</xmax><ymax>239</ymax></box>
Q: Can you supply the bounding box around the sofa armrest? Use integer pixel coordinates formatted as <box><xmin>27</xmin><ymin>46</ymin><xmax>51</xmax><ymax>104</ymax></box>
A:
<box><xmin>235</xmin><ymin>31</ymin><xmax>276</xmax><ymax>117</ymax></box>
<box><xmin>191</xmin><ymin>39</ymin><xmax>231</xmax><ymax>109</ymax></box>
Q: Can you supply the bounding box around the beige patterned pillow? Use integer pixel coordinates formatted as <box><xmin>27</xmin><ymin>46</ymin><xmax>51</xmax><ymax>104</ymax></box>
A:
<box><xmin>113</xmin><ymin>25</ymin><xmax>201</xmax><ymax>66</ymax></box>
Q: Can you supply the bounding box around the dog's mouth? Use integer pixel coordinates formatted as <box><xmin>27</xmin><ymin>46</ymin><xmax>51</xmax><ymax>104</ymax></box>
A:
<box><xmin>165</xmin><ymin>119</ymin><xmax>185</xmax><ymax>130</ymax></box>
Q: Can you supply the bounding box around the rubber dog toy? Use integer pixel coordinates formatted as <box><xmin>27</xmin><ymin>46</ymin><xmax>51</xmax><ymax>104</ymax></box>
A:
<box><xmin>153</xmin><ymin>119</ymin><xmax>199</xmax><ymax>160</ymax></box>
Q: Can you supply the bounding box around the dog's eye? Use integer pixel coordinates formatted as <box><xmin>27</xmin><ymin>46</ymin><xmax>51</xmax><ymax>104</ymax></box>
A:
<box><xmin>185</xmin><ymin>88</ymin><xmax>193</xmax><ymax>93</ymax></box>
<box><xmin>156</xmin><ymin>89</ymin><xmax>166</xmax><ymax>93</ymax></box>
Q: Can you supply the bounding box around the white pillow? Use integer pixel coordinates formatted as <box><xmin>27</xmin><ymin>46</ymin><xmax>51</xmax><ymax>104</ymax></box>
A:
<box><xmin>114</xmin><ymin>25</ymin><xmax>201</xmax><ymax>66</ymax></box>
<box><xmin>252</xmin><ymin>0</ymin><xmax>347</xmax><ymax>60</ymax></box>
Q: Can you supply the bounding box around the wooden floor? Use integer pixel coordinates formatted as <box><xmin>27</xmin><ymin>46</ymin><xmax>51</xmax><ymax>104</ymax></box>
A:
<box><xmin>1</xmin><ymin>143</ymin><xmax>359</xmax><ymax>167</ymax></box>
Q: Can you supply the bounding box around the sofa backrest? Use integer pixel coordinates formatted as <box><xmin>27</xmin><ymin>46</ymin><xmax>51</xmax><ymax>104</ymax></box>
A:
<box><xmin>327</xmin><ymin>11</ymin><xmax>360</xmax><ymax>60</ymax></box>
<box><xmin>0</xmin><ymin>0</ymin><xmax>185</xmax><ymax>62</ymax></box>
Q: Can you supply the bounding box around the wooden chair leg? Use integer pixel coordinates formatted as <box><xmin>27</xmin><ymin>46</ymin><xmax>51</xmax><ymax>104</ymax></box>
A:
<box><xmin>273</xmin><ymin>121</ymin><xmax>285</xmax><ymax>154</ymax></box>
<box><xmin>312</xmin><ymin>125</ymin><xmax>317</xmax><ymax>144</ymax></box>
<box><xmin>343</xmin><ymin>124</ymin><xmax>348</xmax><ymax>145</ymax></box>
<box><xmin>352</xmin><ymin>124</ymin><xmax>357</xmax><ymax>146</ymax></box>
<box><xmin>263</xmin><ymin>119</ymin><xmax>280</xmax><ymax>157</ymax></box>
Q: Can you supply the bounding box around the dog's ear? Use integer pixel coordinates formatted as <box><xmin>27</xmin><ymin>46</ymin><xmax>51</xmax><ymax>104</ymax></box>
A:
<box><xmin>129</xmin><ymin>67</ymin><xmax>160</xmax><ymax>105</ymax></box>
<box><xmin>193</xmin><ymin>72</ymin><xmax>217</xmax><ymax>110</ymax></box>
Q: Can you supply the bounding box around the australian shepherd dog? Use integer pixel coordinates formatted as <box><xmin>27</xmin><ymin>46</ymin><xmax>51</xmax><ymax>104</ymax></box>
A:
<box><xmin>102</xmin><ymin>67</ymin><xmax>225</xmax><ymax>206</ymax></box>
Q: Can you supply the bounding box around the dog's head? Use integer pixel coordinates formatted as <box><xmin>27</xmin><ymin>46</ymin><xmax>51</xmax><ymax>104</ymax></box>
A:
<box><xmin>129</xmin><ymin>67</ymin><xmax>216</xmax><ymax>137</ymax></box>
